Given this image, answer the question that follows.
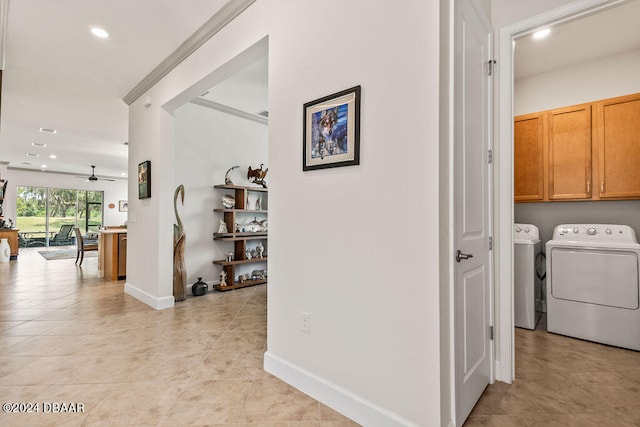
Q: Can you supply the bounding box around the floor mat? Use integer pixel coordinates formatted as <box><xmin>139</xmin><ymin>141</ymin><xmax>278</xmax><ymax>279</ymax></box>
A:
<box><xmin>38</xmin><ymin>249</ymin><xmax>97</xmax><ymax>261</ymax></box>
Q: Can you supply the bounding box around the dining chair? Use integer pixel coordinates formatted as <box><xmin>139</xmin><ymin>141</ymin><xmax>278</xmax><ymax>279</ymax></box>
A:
<box><xmin>74</xmin><ymin>227</ymin><xmax>98</xmax><ymax>266</ymax></box>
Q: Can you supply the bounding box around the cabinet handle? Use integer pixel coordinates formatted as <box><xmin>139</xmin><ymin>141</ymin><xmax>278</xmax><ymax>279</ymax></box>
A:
<box><xmin>586</xmin><ymin>180</ymin><xmax>590</xmax><ymax>194</ymax></box>
<box><xmin>601</xmin><ymin>181</ymin><xmax>605</xmax><ymax>193</ymax></box>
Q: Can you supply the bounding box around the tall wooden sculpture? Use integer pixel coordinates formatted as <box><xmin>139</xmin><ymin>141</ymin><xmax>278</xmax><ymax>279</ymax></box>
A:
<box><xmin>173</xmin><ymin>184</ymin><xmax>186</xmax><ymax>301</ymax></box>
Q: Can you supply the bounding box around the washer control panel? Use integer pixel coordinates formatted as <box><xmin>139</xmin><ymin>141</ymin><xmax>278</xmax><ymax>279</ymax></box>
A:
<box><xmin>514</xmin><ymin>223</ymin><xmax>540</xmax><ymax>241</ymax></box>
<box><xmin>553</xmin><ymin>224</ymin><xmax>638</xmax><ymax>243</ymax></box>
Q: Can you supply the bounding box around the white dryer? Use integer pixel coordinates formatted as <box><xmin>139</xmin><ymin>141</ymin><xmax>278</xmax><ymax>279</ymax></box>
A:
<box><xmin>546</xmin><ymin>224</ymin><xmax>640</xmax><ymax>351</ymax></box>
<box><xmin>514</xmin><ymin>223</ymin><xmax>543</xmax><ymax>330</ymax></box>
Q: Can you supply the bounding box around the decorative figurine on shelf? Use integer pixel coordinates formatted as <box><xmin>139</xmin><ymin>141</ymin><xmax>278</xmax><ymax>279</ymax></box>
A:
<box><xmin>173</xmin><ymin>185</ymin><xmax>186</xmax><ymax>302</ymax></box>
<box><xmin>250</xmin><ymin>248</ymin><xmax>257</xmax><ymax>258</ymax></box>
<box><xmin>226</xmin><ymin>252</ymin><xmax>234</xmax><ymax>262</ymax></box>
<box><xmin>255</xmin><ymin>197</ymin><xmax>262</xmax><ymax>210</ymax></box>
<box><xmin>256</xmin><ymin>242</ymin><xmax>264</xmax><ymax>258</ymax></box>
<box><xmin>224</xmin><ymin>165</ymin><xmax>239</xmax><ymax>185</ymax></box>
<box><xmin>246</xmin><ymin>193</ymin><xmax>251</xmax><ymax>210</ymax></box>
<box><xmin>222</xmin><ymin>195</ymin><xmax>235</xmax><ymax>209</ymax></box>
<box><xmin>242</xmin><ymin>217</ymin><xmax>268</xmax><ymax>233</ymax></box>
<box><xmin>251</xmin><ymin>269</ymin><xmax>266</xmax><ymax>280</ymax></box>
<box><xmin>219</xmin><ymin>269</ymin><xmax>228</xmax><ymax>287</ymax></box>
<box><xmin>238</xmin><ymin>274</ymin><xmax>247</xmax><ymax>283</ymax></box>
<box><xmin>235</xmin><ymin>222</ymin><xmax>240</xmax><ymax>233</ymax></box>
<box><xmin>247</xmin><ymin>164</ymin><xmax>268</xmax><ymax>188</ymax></box>
<box><xmin>245</xmin><ymin>249</ymin><xmax>252</xmax><ymax>260</ymax></box>
<box><xmin>218</xmin><ymin>219</ymin><xmax>229</xmax><ymax>234</ymax></box>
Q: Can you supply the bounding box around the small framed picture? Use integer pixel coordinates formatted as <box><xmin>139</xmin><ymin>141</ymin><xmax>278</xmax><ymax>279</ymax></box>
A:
<box><xmin>138</xmin><ymin>160</ymin><xmax>151</xmax><ymax>199</ymax></box>
<box><xmin>119</xmin><ymin>200</ymin><xmax>128</xmax><ymax>212</ymax></box>
<box><xmin>303</xmin><ymin>85</ymin><xmax>361</xmax><ymax>171</ymax></box>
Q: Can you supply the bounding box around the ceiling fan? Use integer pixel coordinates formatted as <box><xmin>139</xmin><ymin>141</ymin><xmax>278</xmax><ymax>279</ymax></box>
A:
<box><xmin>76</xmin><ymin>165</ymin><xmax>116</xmax><ymax>182</ymax></box>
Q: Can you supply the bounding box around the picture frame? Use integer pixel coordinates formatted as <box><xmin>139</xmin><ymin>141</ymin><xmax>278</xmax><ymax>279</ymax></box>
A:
<box><xmin>138</xmin><ymin>160</ymin><xmax>151</xmax><ymax>199</ymax></box>
<box><xmin>119</xmin><ymin>200</ymin><xmax>128</xmax><ymax>212</ymax></box>
<box><xmin>303</xmin><ymin>85</ymin><xmax>361</xmax><ymax>171</ymax></box>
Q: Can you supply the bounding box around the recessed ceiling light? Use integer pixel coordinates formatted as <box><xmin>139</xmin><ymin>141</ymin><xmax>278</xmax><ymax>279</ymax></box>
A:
<box><xmin>26</xmin><ymin>153</ymin><xmax>39</xmax><ymax>157</ymax></box>
<box><xmin>121</xmin><ymin>172</ymin><xmax>127</xmax><ymax>176</ymax></box>
<box><xmin>39</xmin><ymin>127</ymin><xmax>57</xmax><ymax>134</ymax></box>
<box><xmin>533</xmin><ymin>28</ymin><xmax>551</xmax><ymax>39</ymax></box>
<box><xmin>31</xmin><ymin>142</ymin><xmax>47</xmax><ymax>148</ymax></box>
<box><xmin>90</xmin><ymin>26</ymin><xmax>109</xmax><ymax>39</ymax></box>
<box><xmin>41</xmin><ymin>165</ymin><xmax>47</xmax><ymax>168</ymax></box>
<box><xmin>49</xmin><ymin>154</ymin><xmax>57</xmax><ymax>159</ymax></box>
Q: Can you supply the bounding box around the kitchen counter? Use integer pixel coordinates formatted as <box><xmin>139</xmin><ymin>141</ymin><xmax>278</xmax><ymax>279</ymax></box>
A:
<box><xmin>98</xmin><ymin>228</ymin><xmax>127</xmax><ymax>280</ymax></box>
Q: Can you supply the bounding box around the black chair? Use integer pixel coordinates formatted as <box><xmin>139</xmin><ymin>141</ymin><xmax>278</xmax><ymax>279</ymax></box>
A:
<box><xmin>50</xmin><ymin>224</ymin><xmax>75</xmax><ymax>246</ymax></box>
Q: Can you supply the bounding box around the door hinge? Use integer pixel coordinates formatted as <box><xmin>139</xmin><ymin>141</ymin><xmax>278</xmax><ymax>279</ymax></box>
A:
<box><xmin>488</xmin><ymin>236</ymin><xmax>493</xmax><ymax>250</ymax></box>
<box><xmin>488</xmin><ymin>59</ymin><xmax>497</xmax><ymax>76</ymax></box>
<box><xmin>488</xmin><ymin>149</ymin><xmax>493</xmax><ymax>164</ymax></box>
<box><xmin>490</xmin><ymin>326</ymin><xmax>494</xmax><ymax>340</ymax></box>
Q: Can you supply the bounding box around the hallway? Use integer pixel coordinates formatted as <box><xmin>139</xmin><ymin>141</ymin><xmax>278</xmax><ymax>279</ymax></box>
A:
<box><xmin>466</xmin><ymin>321</ymin><xmax>640</xmax><ymax>426</ymax></box>
<box><xmin>0</xmin><ymin>248</ymin><xmax>359</xmax><ymax>426</ymax></box>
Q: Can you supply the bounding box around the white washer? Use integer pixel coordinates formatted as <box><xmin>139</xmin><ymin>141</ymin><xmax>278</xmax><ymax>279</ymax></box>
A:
<box><xmin>514</xmin><ymin>223</ymin><xmax>542</xmax><ymax>330</ymax></box>
<box><xmin>546</xmin><ymin>224</ymin><xmax>640</xmax><ymax>351</ymax></box>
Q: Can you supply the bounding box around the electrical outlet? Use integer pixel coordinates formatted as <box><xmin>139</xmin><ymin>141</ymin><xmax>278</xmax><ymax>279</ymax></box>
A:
<box><xmin>301</xmin><ymin>311</ymin><xmax>310</xmax><ymax>333</ymax></box>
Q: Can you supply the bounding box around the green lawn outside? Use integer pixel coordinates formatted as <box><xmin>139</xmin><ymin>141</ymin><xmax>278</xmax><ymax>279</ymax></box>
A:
<box><xmin>16</xmin><ymin>217</ymin><xmax>100</xmax><ymax>233</ymax></box>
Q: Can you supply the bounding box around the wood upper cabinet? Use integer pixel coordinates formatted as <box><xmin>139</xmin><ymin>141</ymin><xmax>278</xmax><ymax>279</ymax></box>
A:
<box><xmin>547</xmin><ymin>104</ymin><xmax>592</xmax><ymax>200</ymax></box>
<box><xmin>595</xmin><ymin>93</ymin><xmax>640</xmax><ymax>199</ymax></box>
<box><xmin>514</xmin><ymin>92</ymin><xmax>640</xmax><ymax>203</ymax></box>
<box><xmin>514</xmin><ymin>113</ymin><xmax>545</xmax><ymax>202</ymax></box>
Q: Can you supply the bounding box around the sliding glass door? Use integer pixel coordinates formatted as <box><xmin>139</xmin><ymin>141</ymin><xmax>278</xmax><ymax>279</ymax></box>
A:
<box><xmin>48</xmin><ymin>188</ymin><xmax>77</xmax><ymax>246</ymax></box>
<box><xmin>16</xmin><ymin>187</ymin><xmax>104</xmax><ymax>247</ymax></box>
<box><xmin>15</xmin><ymin>187</ymin><xmax>48</xmax><ymax>247</ymax></box>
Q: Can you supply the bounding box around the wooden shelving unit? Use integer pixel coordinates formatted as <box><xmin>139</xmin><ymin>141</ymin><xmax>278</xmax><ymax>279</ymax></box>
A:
<box><xmin>213</xmin><ymin>184</ymin><xmax>268</xmax><ymax>291</ymax></box>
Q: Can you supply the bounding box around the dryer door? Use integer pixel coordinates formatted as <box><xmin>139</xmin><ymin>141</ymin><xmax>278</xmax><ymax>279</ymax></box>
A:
<box><xmin>550</xmin><ymin>248</ymin><xmax>639</xmax><ymax>309</ymax></box>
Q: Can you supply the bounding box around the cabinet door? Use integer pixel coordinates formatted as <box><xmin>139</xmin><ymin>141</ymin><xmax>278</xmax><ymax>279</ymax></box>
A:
<box><xmin>596</xmin><ymin>94</ymin><xmax>640</xmax><ymax>199</ymax></box>
<box><xmin>514</xmin><ymin>113</ymin><xmax>545</xmax><ymax>202</ymax></box>
<box><xmin>548</xmin><ymin>104</ymin><xmax>592</xmax><ymax>200</ymax></box>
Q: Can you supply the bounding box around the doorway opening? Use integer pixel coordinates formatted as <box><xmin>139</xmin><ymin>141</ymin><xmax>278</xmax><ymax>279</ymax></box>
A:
<box><xmin>498</xmin><ymin>0</ymin><xmax>639</xmax><ymax>382</ymax></box>
<box><xmin>165</xmin><ymin>37</ymin><xmax>269</xmax><ymax>297</ymax></box>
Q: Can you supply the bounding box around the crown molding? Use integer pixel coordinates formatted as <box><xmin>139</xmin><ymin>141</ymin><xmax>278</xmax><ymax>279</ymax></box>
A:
<box><xmin>190</xmin><ymin>97</ymin><xmax>267</xmax><ymax>125</ymax></box>
<box><xmin>123</xmin><ymin>0</ymin><xmax>256</xmax><ymax>105</ymax></box>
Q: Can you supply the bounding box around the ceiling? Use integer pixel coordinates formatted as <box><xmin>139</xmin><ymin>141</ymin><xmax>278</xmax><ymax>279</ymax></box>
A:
<box><xmin>0</xmin><ymin>0</ymin><xmax>230</xmax><ymax>179</ymax></box>
<box><xmin>515</xmin><ymin>0</ymin><xmax>640</xmax><ymax>80</ymax></box>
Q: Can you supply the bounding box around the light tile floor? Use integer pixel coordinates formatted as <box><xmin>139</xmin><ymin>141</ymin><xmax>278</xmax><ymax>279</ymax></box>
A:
<box><xmin>466</xmin><ymin>316</ymin><xmax>640</xmax><ymax>426</ymax></box>
<box><xmin>0</xmin><ymin>248</ymin><xmax>360</xmax><ymax>426</ymax></box>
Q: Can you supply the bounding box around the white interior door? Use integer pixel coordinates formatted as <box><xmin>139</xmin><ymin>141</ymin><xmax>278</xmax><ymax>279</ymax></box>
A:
<box><xmin>454</xmin><ymin>0</ymin><xmax>492</xmax><ymax>424</ymax></box>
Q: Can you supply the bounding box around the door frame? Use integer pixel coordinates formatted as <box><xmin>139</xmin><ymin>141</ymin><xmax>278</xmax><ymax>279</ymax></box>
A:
<box><xmin>495</xmin><ymin>0</ymin><xmax>625</xmax><ymax>383</ymax></box>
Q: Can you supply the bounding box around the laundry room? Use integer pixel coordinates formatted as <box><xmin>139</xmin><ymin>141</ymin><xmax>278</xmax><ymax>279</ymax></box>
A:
<box><xmin>513</xmin><ymin>0</ymin><xmax>640</xmax><ymax>337</ymax></box>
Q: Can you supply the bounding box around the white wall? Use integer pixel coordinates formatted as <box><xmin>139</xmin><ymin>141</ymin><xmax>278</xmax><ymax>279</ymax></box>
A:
<box><xmin>173</xmin><ymin>101</ymin><xmax>268</xmax><ymax>290</ymax></box>
<box><xmin>1</xmin><ymin>168</ymin><xmax>128</xmax><ymax>227</ymax></box>
<box><xmin>126</xmin><ymin>0</ymin><xmax>441</xmax><ymax>425</ymax></box>
<box><xmin>515</xmin><ymin>49</ymin><xmax>640</xmax><ymax>115</ymax></box>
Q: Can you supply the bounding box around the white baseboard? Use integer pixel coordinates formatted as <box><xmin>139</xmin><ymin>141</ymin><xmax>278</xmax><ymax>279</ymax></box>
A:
<box><xmin>263</xmin><ymin>351</ymin><xmax>419</xmax><ymax>427</ymax></box>
<box><xmin>124</xmin><ymin>282</ymin><xmax>174</xmax><ymax>310</ymax></box>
